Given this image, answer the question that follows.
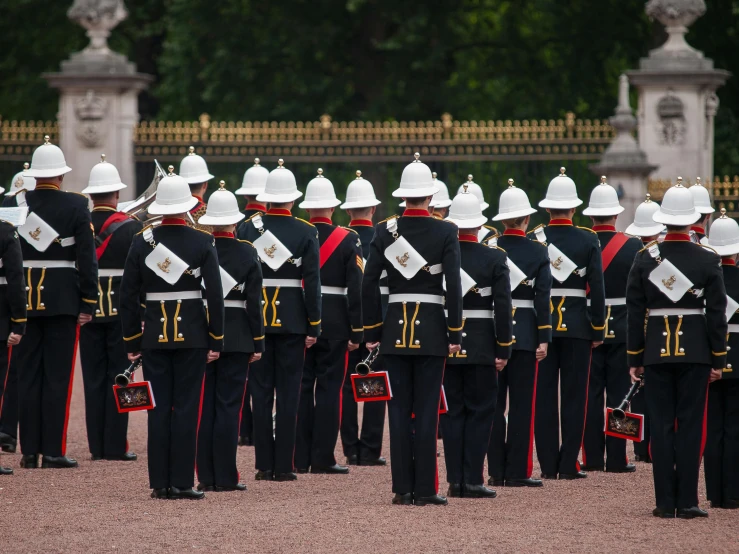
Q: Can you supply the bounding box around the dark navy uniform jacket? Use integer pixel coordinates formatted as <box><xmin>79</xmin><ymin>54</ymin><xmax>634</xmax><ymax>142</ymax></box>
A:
<box><xmin>362</xmin><ymin>209</ymin><xmax>463</xmax><ymax>357</ymax></box>
<box><xmin>120</xmin><ymin>218</ymin><xmax>225</xmax><ymax>352</ymax></box>
<box><xmin>311</xmin><ymin>217</ymin><xmax>363</xmax><ymax>343</ymax></box>
<box><xmin>243</xmin><ymin>203</ymin><xmax>267</xmax><ymax>221</ymax></box>
<box><xmin>487</xmin><ymin>229</ymin><xmax>552</xmax><ymax>352</ymax></box>
<box><xmin>723</xmin><ymin>259</ymin><xmax>739</xmax><ymax>378</ymax></box>
<box><xmin>626</xmin><ymin>233</ymin><xmax>727</xmax><ymax>369</ymax></box>
<box><xmin>447</xmin><ymin>233</ymin><xmax>512</xmax><ymax>365</ymax></box>
<box><xmin>237</xmin><ymin>208</ymin><xmax>321</xmax><ymax>337</ymax></box>
<box><xmin>0</xmin><ymin>221</ymin><xmax>27</xmax><ymax>340</ymax></box>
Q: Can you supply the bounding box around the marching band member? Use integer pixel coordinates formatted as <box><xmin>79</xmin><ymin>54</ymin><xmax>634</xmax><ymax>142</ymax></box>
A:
<box><xmin>196</xmin><ymin>182</ymin><xmax>264</xmax><ymax>492</ymax></box>
<box><xmin>120</xmin><ymin>169</ymin><xmax>225</xmax><ymax>499</ymax></box>
<box><xmin>442</xmin><ymin>186</ymin><xmax>512</xmax><ymax>499</ymax></box>
<box><xmin>15</xmin><ymin>137</ymin><xmax>98</xmax><ymax>470</ymax></box>
<box><xmin>362</xmin><ymin>153</ymin><xmax>463</xmax><ymax>506</ymax></box>
<box><xmin>627</xmin><ymin>180</ymin><xmax>726</xmax><ymax>519</ymax></box>
<box><xmin>703</xmin><ymin>210</ymin><xmax>739</xmax><ymax>510</ymax></box>
<box><xmin>237</xmin><ymin>159</ymin><xmax>321</xmax><ymax>482</ymax></box>
<box><xmin>339</xmin><ymin>171</ymin><xmax>387</xmax><ymax>466</ymax></box>
<box><xmin>179</xmin><ymin>146</ymin><xmax>214</xmax><ymax>232</ymax></box>
<box><xmin>689</xmin><ymin>178</ymin><xmax>714</xmax><ymax>241</ymax></box>
<box><xmin>456</xmin><ymin>175</ymin><xmax>497</xmax><ymax>241</ymax></box>
<box><xmin>430</xmin><ymin>173</ymin><xmax>452</xmax><ymax>219</ymax></box>
<box><xmin>580</xmin><ymin>177</ymin><xmax>642</xmax><ymax>473</ymax></box>
<box><xmin>487</xmin><ymin>180</ymin><xmax>551</xmax><ymax>488</ymax></box>
<box><xmin>295</xmin><ymin>169</ymin><xmax>363</xmax><ymax>475</ymax></box>
<box><xmin>80</xmin><ymin>156</ymin><xmax>141</xmax><ymax>462</ymax></box>
<box><xmin>532</xmin><ymin>167</ymin><xmax>605</xmax><ymax>480</ymax></box>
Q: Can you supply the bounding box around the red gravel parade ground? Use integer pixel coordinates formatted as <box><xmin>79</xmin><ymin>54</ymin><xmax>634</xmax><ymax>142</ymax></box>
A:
<box><xmin>0</xmin><ymin>361</ymin><xmax>736</xmax><ymax>553</ymax></box>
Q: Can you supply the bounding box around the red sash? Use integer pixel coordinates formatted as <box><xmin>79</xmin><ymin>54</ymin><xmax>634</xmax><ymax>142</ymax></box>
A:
<box><xmin>587</xmin><ymin>232</ymin><xmax>629</xmax><ymax>294</ymax></box>
<box><xmin>319</xmin><ymin>227</ymin><xmax>350</xmax><ymax>268</ymax></box>
<box><xmin>95</xmin><ymin>212</ymin><xmax>131</xmax><ymax>260</ymax></box>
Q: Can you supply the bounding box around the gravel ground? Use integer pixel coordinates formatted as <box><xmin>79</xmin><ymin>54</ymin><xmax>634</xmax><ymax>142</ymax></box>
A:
<box><xmin>1</xmin><ymin>361</ymin><xmax>737</xmax><ymax>553</ymax></box>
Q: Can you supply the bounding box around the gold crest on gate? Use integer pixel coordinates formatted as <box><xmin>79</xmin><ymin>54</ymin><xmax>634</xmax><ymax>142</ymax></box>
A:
<box><xmin>157</xmin><ymin>257</ymin><xmax>172</xmax><ymax>273</ymax></box>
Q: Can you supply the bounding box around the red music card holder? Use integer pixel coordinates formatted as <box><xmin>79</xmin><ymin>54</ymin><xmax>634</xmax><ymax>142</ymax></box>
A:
<box><xmin>604</xmin><ymin>408</ymin><xmax>644</xmax><ymax>442</ymax></box>
<box><xmin>351</xmin><ymin>371</ymin><xmax>393</xmax><ymax>402</ymax></box>
<box><xmin>113</xmin><ymin>381</ymin><xmax>156</xmax><ymax>413</ymax></box>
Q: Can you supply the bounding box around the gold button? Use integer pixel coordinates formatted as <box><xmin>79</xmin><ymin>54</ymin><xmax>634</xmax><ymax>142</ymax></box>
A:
<box><xmin>261</xmin><ymin>300</ymin><xmax>265</xmax><ymax>305</ymax></box>
<box><xmin>678</xmin><ymin>331</ymin><xmax>683</xmax><ymax>336</ymax></box>
<box><xmin>178</xmin><ymin>333</ymin><xmax>183</xmax><ymax>338</ymax></box>
<box><xmin>40</xmin><ymin>286</ymin><xmax>44</xmax><ymax>290</ymax></box>
<box><xmin>664</xmin><ymin>315</ymin><xmax>668</xmax><ymax>319</ymax></box>
<box><xmin>398</xmin><ymin>320</ymin><xmax>404</xmax><ymax>324</ymax></box>
<box><xmin>177</xmin><ymin>317</ymin><xmax>182</xmax><ymax>321</ymax></box>
<box><xmin>513</xmin><ymin>321</ymin><xmax>517</xmax><ymax>325</ymax></box>
<box><xmin>414</xmin><ymin>340</ymin><xmax>420</xmax><ymax>345</ymax></box>
<box><xmin>402</xmin><ymin>301</ymin><xmax>407</xmax><ymax>305</ymax></box>
<box><xmin>276</xmin><ymin>319</ymin><xmax>281</xmax><ymax>324</ymax></box>
<box><xmin>95</xmin><ymin>309</ymin><xmax>101</xmax><ymax>314</ymax></box>
<box><xmin>462</xmin><ymin>332</ymin><xmax>467</xmax><ymax>338</ymax></box>
<box><xmin>461</xmin><ymin>350</ymin><xmax>467</xmax><ymax>355</ymax></box>
<box><xmin>415</xmin><ymin>320</ymin><xmax>420</xmax><ymax>325</ymax></box>
<box><xmin>160</xmin><ymin>318</ymin><xmax>165</xmax><ymax>322</ymax></box>
<box><xmin>660</xmin><ymin>348</ymin><xmax>666</xmax><ymax>353</ymax></box>
<box><xmin>177</xmin><ymin>299</ymin><xmax>182</xmax><ymax>304</ymax></box>
<box><xmin>728</xmin><ymin>364</ymin><xmax>733</xmax><ymax>369</ymax></box>
<box><xmin>396</xmin><ymin>339</ymin><xmax>401</xmax><ymax>345</ymax></box>
<box><xmin>561</xmin><ymin>307</ymin><xmax>566</xmax><ymax>312</ymax></box>
<box><xmin>112</xmin><ymin>309</ymin><xmax>117</xmax><ymax>313</ymax></box>
<box><xmin>662</xmin><ymin>332</ymin><xmax>667</xmax><ymax>336</ymax></box>
<box><xmin>25</xmin><ymin>286</ymin><xmax>29</xmax><ymax>291</ymax></box>
<box><xmin>561</xmin><ymin>324</ymin><xmax>567</xmax><ymax>328</ymax></box>
<box><xmin>159</xmin><ymin>334</ymin><xmax>164</xmax><ymax>339</ymax></box>
<box><xmin>512</xmin><ymin>335</ymin><xmax>516</xmax><ymax>340</ymax></box>
<box><xmin>275</xmin><ymin>301</ymin><xmax>280</xmax><ymax>305</ymax></box>
<box><xmin>110</xmin><ymin>291</ymin><xmax>115</xmax><ymax>295</ymax></box>
<box><xmin>160</xmin><ymin>300</ymin><xmax>165</xmax><ymax>305</ymax></box>
<box><xmin>609</xmin><ymin>317</ymin><xmax>614</xmax><ymax>321</ymax></box>
<box><xmin>609</xmin><ymin>330</ymin><xmax>614</xmax><ymax>335</ymax></box>
<box><xmin>679</xmin><ymin>348</ymin><xmax>684</xmax><ymax>353</ymax></box>
<box><xmin>728</xmin><ymin>346</ymin><xmax>732</xmax><ymax>351</ymax></box>
<box><xmin>40</xmin><ymin>303</ymin><xmax>44</xmax><ymax>307</ymax></box>
<box><xmin>416</xmin><ymin>301</ymin><xmax>420</xmax><ymax>305</ymax></box>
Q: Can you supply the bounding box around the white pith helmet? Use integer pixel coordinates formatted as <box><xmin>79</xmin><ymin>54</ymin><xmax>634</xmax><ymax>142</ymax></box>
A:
<box><xmin>706</xmin><ymin>208</ymin><xmax>739</xmax><ymax>256</ymax></box>
<box><xmin>625</xmin><ymin>194</ymin><xmax>665</xmax><ymax>237</ymax></box>
<box><xmin>392</xmin><ymin>153</ymin><xmax>439</xmax><ymax>198</ymax></box>
<box><xmin>179</xmin><ymin>146</ymin><xmax>214</xmax><ymax>185</ymax></box>
<box><xmin>299</xmin><ymin>168</ymin><xmax>341</xmax><ymax>209</ymax></box>
<box><xmin>199</xmin><ymin>181</ymin><xmax>246</xmax><ymax>226</ymax></box>
<box><xmin>539</xmin><ymin>167</ymin><xmax>582</xmax><ymax>209</ymax></box>
<box><xmin>652</xmin><ymin>177</ymin><xmax>701</xmax><ymax>226</ymax></box>
<box><xmin>492</xmin><ymin>179</ymin><xmax>537</xmax><ymax>221</ymax></box>
<box><xmin>430</xmin><ymin>173</ymin><xmax>452</xmax><ymax>209</ymax></box>
<box><xmin>256</xmin><ymin>159</ymin><xmax>302</xmax><ymax>203</ymax></box>
<box><xmin>456</xmin><ymin>175</ymin><xmax>489</xmax><ymax>210</ymax></box>
<box><xmin>147</xmin><ymin>166</ymin><xmax>198</xmax><ymax>215</ymax></box>
<box><xmin>581</xmin><ymin>176</ymin><xmax>624</xmax><ymax>216</ymax></box>
<box><xmin>340</xmin><ymin>170</ymin><xmax>381</xmax><ymax>209</ymax></box>
<box><xmin>6</xmin><ymin>163</ymin><xmax>36</xmax><ymax>196</ymax></box>
<box><xmin>24</xmin><ymin>135</ymin><xmax>72</xmax><ymax>178</ymax></box>
<box><xmin>81</xmin><ymin>154</ymin><xmax>127</xmax><ymax>194</ymax></box>
<box><xmin>235</xmin><ymin>158</ymin><xmax>269</xmax><ymax>196</ymax></box>
<box><xmin>446</xmin><ymin>184</ymin><xmax>488</xmax><ymax>229</ymax></box>
<box><xmin>689</xmin><ymin>178</ymin><xmax>715</xmax><ymax>214</ymax></box>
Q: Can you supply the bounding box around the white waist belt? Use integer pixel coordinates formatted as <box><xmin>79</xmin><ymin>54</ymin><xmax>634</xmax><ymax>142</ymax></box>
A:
<box><xmin>262</xmin><ymin>278</ymin><xmax>302</xmax><ymax>288</ymax></box>
<box><xmin>0</xmin><ymin>277</ymin><xmax>6</xmax><ymax>285</ymax></box>
<box><xmin>388</xmin><ymin>293</ymin><xmax>444</xmax><ymax>305</ymax></box>
<box><xmin>649</xmin><ymin>308</ymin><xmax>704</xmax><ymax>317</ymax></box>
<box><xmin>463</xmin><ymin>309</ymin><xmax>494</xmax><ymax>319</ymax></box>
<box><xmin>322</xmin><ymin>286</ymin><xmax>347</xmax><ymax>295</ymax></box>
<box><xmin>587</xmin><ymin>297</ymin><xmax>626</xmax><ymax>307</ymax></box>
<box><xmin>146</xmin><ymin>291</ymin><xmax>203</xmax><ymax>302</ymax></box>
<box><xmin>98</xmin><ymin>269</ymin><xmax>124</xmax><ymax>277</ymax></box>
<box><xmin>551</xmin><ymin>288</ymin><xmax>586</xmax><ymax>298</ymax></box>
<box><xmin>728</xmin><ymin>324</ymin><xmax>739</xmax><ymax>334</ymax></box>
<box><xmin>23</xmin><ymin>260</ymin><xmax>76</xmax><ymax>269</ymax></box>
<box><xmin>512</xmin><ymin>299</ymin><xmax>534</xmax><ymax>308</ymax></box>
<box><xmin>204</xmin><ymin>299</ymin><xmax>246</xmax><ymax>309</ymax></box>
<box><xmin>380</xmin><ymin>286</ymin><xmax>389</xmax><ymax>296</ymax></box>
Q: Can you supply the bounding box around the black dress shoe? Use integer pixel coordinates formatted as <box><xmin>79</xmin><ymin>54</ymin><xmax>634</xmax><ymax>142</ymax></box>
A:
<box><xmin>345</xmin><ymin>454</ymin><xmax>359</xmax><ymax>465</ymax></box>
<box><xmin>215</xmin><ymin>483</ymin><xmax>247</xmax><ymax>492</ymax></box>
<box><xmin>540</xmin><ymin>472</ymin><xmax>558</xmax><ymax>480</ymax></box>
<box><xmin>274</xmin><ymin>472</ymin><xmax>298</xmax><ymax>481</ymax></box>
<box><xmin>41</xmin><ymin>456</ymin><xmax>78</xmax><ymax>469</ymax></box>
<box><xmin>0</xmin><ymin>466</ymin><xmax>13</xmax><ymax>475</ymax></box>
<box><xmin>0</xmin><ymin>432</ymin><xmax>17</xmax><ymax>453</ymax></box>
<box><xmin>169</xmin><ymin>486</ymin><xmax>205</xmax><ymax>500</ymax></box>
<box><xmin>464</xmin><ymin>484</ymin><xmax>497</xmax><ymax>498</ymax></box>
<box><xmin>360</xmin><ymin>456</ymin><xmax>387</xmax><ymax>466</ymax></box>
<box><xmin>151</xmin><ymin>488</ymin><xmax>169</xmax><ymax>499</ymax></box>
<box><xmin>238</xmin><ymin>436</ymin><xmax>253</xmax><ymax>447</ymax></box>
<box><xmin>721</xmin><ymin>499</ymin><xmax>739</xmax><ymax>509</ymax></box>
<box><xmin>634</xmin><ymin>454</ymin><xmax>652</xmax><ymax>463</ymax></box>
<box><xmin>606</xmin><ymin>463</ymin><xmax>636</xmax><ymax>473</ymax></box>
<box><xmin>446</xmin><ymin>483</ymin><xmax>463</xmax><ymax>498</ymax></box>
<box><xmin>506</xmin><ymin>478</ymin><xmax>543</xmax><ymax>488</ymax></box>
<box><xmin>414</xmin><ymin>494</ymin><xmax>448</xmax><ymax>506</ymax></box>
<box><xmin>392</xmin><ymin>493</ymin><xmax>413</xmax><ymax>506</ymax></box>
<box><xmin>295</xmin><ymin>468</ymin><xmax>310</xmax><ymax>474</ymax></box>
<box><xmin>653</xmin><ymin>507</ymin><xmax>675</xmax><ymax>518</ymax></box>
<box><xmin>20</xmin><ymin>455</ymin><xmax>39</xmax><ymax>468</ymax></box>
<box><xmin>580</xmin><ymin>465</ymin><xmax>603</xmax><ymax>472</ymax></box>
<box><xmin>488</xmin><ymin>477</ymin><xmax>505</xmax><ymax>487</ymax></box>
<box><xmin>106</xmin><ymin>452</ymin><xmax>138</xmax><ymax>462</ymax></box>
<box><xmin>255</xmin><ymin>470</ymin><xmax>274</xmax><ymax>481</ymax></box>
<box><xmin>559</xmin><ymin>471</ymin><xmax>587</xmax><ymax>480</ymax></box>
<box><xmin>311</xmin><ymin>464</ymin><xmax>349</xmax><ymax>475</ymax></box>
<box><xmin>197</xmin><ymin>483</ymin><xmax>215</xmax><ymax>492</ymax></box>
<box><xmin>90</xmin><ymin>455</ymin><xmax>103</xmax><ymax>461</ymax></box>
<box><xmin>677</xmin><ymin>506</ymin><xmax>708</xmax><ymax>519</ymax></box>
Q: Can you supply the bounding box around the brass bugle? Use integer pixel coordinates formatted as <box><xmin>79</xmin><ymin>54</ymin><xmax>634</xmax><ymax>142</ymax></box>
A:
<box><xmin>356</xmin><ymin>348</ymin><xmax>379</xmax><ymax>376</ymax></box>
<box><xmin>613</xmin><ymin>379</ymin><xmax>643</xmax><ymax>420</ymax></box>
<box><xmin>115</xmin><ymin>358</ymin><xmax>143</xmax><ymax>387</ymax></box>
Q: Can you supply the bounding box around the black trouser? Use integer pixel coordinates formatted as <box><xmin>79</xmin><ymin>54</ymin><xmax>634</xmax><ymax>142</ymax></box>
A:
<box><xmin>142</xmin><ymin>348</ymin><xmax>207</xmax><ymax>490</ymax></box>
<box><xmin>581</xmin><ymin>342</ymin><xmax>630</xmax><ymax>470</ymax></box>
<box><xmin>197</xmin><ymin>352</ymin><xmax>250</xmax><ymax>487</ymax></box>
<box><xmin>488</xmin><ymin>350</ymin><xmax>538</xmax><ymax>480</ymax></box>
<box><xmin>704</xmin><ymin>379</ymin><xmax>739</xmax><ymax>504</ymax></box>
<box><xmin>340</xmin><ymin>345</ymin><xmax>385</xmax><ymax>461</ymax></box>
<box><xmin>79</xmin><ymin>320</ymin><xmax>129</xmax><ymax>458</ymax></box>
<box><xmin>645</xmin><ymin>363</ymin><xmax>710</xmax><ymax>510</ymax></box>
<box><xmin>631</xmin><ymin>378</ymin><xmax>651</xmax><ymax>459</ymax></box>
<box><xmin>441</xmin><ymin>363</ymin><xmax>497</xmax><ymax>485</ymax></box>
<box><xmin>16</xmin><ymin>316</ymin><xmax>78</xmax><ymax>457</ymax></box>
<box><xmin>535</xmin><ymin>337</ymin><xmax>591</xmax><ymax>476</ymax></box>
<box><xmin>385</xmin><ymin>354</ymin><xmax>445</xmax><ymax>497</ymax></box>
<box><xmin>239</xmin><ymin>380</ymin><xmax>253</xmax><ymax>440</ymax></box>
<box><xmin>249</xmin><ymin>334</ymin><xmax>305</xmax><ymax>474</ymax></box>
<box><xmin>0</xmin><ymin>345</ymin><xmax>15</xmax><ymax>437</ymax></box>
<box><xmin>295</xmin><ymin>338</ymin><xmax>347</xmax><ymax>470</ymax></box>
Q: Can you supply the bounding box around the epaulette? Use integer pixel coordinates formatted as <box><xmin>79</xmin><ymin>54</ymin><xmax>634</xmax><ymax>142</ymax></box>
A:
<box><xmin>294</xmin><ymin>217</ymin><xmax>315</xmax><ymax>227</ymax></box>
<box><xmin>192</xmin><ymin>226</ymin><xmax>213</xmax><ymax>236</ymax></box>
<box><xmin>577</xmin><ymin>226</ymin><xmax>597</xmax><ymax>234</ymax></box>
<box><xmin>532</xmin><ymin>240</ymin><xmax>547</xmax><ymax>246</ymax></box>
<box><xmin>638</xmin><ymin>240</ymin><xmax>658</xmax><ymax>253</ymax></box>
<box><xmin>237</xmin><ymin>239</ymin><xmax>254</xmax><ymax>246</ymax></box>
<box><xmin>342</xmin><ymin>226</ymin><xmax>359</xmax><ymax>235</ymax></box>
<box><xmin>528</xmin><ymin>223</ymin><xmax>545</xmax><ymax>235</ymax></box>
<box><xmin>700</xmin><ymin>243</ymin><xmax>719</xmax><ymax>256</ymax></box>
<box><xmin>378</xmin><ymin>215</ymin><xmax>398</xmax><ymax>225</ymax></box>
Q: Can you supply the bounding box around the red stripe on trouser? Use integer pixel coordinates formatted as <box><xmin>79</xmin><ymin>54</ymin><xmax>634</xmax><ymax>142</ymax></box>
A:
<box><xmin>0</xmin><ymin>346</ymin><xmax>11</xmax><ymax>414</ymax></box>
<box><xmin>61</xmin><ymin>326</ymin><xmax>80</xmax><ymax>457</ymax></box>
<box><xmin>576</xmin><ymin>351</ymin><xmax>593</xmax><ymax>473</ymax></box>
<box><xmin>194</xmin><ymin>373</ymin><xmax>207</xmax><ymax>481</ymax></box>
<box><xmin>526</xmin><ymin>361</ymin><xmax>539</xmax><ymax>478</ymax></box>
<box><xmin>699</xmin><ymin>378</ymin><xmax>710</xmax><ymax>459</ymax></box>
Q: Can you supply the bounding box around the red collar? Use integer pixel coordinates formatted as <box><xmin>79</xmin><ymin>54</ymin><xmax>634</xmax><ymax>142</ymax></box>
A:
<box><xmin>592</xmin><ymin>225</ymin><xmax>616</xmax><ymax>232</ymax></box>
<box><xmin>549</xmin><ymin>218</ymin><xmax>573</xmax><ymax>226</ymax></box>
<box><xmin>403</xmin><ymin>209</ymin><xmax>430</xmax><ymax>217</ymax></box>
<box><xmin>663</xmin><ymin>233</ymin><xmax>691</xmax><ymax>242</ymax></box>
<box><xmin>194</xmin><ymin>195</ymin><xmax>204</xmax><ymax>203</ymax></box>
<box><xmin>503</xmin><ymin>229</ymin><xmax>526</xmax><ymax>237</ymax></box>
<box><xmin>267</xmin><ymin>208</ymin><xmax>292</xmax><ymax>216</ymax></box>
<box><xmin>722</xmin><ymin>258</ymin><xmax>736</xmax><ymax>266</ymax></box>
<box><xmin>213</xmin><ymin>231</ymin><xmax>234</xmax><ymax>239</ymax></box>
<box><xmin>161</xmin><ymin>217</ymin><xmax>187</xmax><ymax>226</ymax></box>
<box><xmin>459</xmin><ymin>233</ymin><xmax>478</xmax><ymax>243</ymax></box>
<box><xmin>691</xmin><ymin>225</ymin><xmax>705</xmax><ymax>235</ymax></box>
<box><xmin>245</xmin><ymin>203</ymin><xmax>267</xmax><ymax>212</ymax></box>
<box><xmin>35</xmin><ymin>183</ymin><xmax>61</xmax><ymax>190</ymax></box>
<box><xmin>350</xmin><ymin>219</ymin><xmax>373</xmax><ymax>227</ymax></box>
<box><xmin>309</xmin><ymin>217</ymin><xmax>333</xmax><ymax>225</ymax></box>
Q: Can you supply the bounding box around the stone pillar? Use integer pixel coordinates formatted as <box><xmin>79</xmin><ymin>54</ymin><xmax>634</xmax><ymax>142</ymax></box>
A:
<box><xmin>626</xmin><ymin>0</ymin><xmax>729</xmax><ymax>196</ymax></box>
<box><xmin>590</xmin><ymin>75</ymin><xmax>657</xmax><ymax>230</ymax></box>
<box><xmin>42</xmin><ymin>1</ymin><xmax>152</xmax><ymax>200</ymax></box>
